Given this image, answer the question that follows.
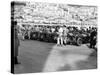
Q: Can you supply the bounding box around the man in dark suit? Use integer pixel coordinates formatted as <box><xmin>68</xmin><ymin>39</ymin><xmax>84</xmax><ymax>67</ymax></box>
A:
<box><xmin>90</xmin><ymin>28</ymin><xmax>97</xmax><ymax>48</ymax></box>
<box><xmin>13</xmin><ymin>21</ymin><xmax>20</xmax><ymax>64</ymax></box>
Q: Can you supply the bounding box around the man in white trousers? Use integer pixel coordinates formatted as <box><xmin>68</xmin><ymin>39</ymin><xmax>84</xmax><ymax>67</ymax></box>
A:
<box><xmin>57</xmin><ymin>26</ymin><xmax>63</xmax><ymax>46</ymax></box>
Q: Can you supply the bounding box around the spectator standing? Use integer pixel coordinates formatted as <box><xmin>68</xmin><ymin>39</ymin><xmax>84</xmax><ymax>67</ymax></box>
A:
<box><xmin>13</xmin><ymin>21</ymin><xmax>20</xmax><ymax>64</ymax></box>
<box><xmin>90</xmin><ymin>28</ymin><xmax>97</xmax><ymax>48</ymax></box>
<box><xmin>63</xmin><ymin>26</ymin><xmax>69</xmax><ymax>45</ymax></box>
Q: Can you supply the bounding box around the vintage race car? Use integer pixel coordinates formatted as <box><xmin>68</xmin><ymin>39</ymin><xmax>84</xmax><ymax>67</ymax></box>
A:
<box><xmin>30</xmin><ymin>29</ymin><xmax>90</xmax><ymax>46</ymax></box>
<box><xmin>30</xmin><ymin>31</ymin><xmax>39</xmax><ymax>40</ymax></box>
<box><xmin>30</xmin><ymin>31</ymin><xmax>58</xmax><ymax>43</ymax></box>
<box><xmin>66</xmin><ymin>31</ymin><xmax>90</xmax><ymax>46</ymax></box>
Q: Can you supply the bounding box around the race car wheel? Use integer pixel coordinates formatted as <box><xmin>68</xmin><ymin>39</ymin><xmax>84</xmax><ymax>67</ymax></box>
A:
<box><xmin>76</xmin><ymin>38</ymin><xmax>82</xmax><ymax>46</ymax></box>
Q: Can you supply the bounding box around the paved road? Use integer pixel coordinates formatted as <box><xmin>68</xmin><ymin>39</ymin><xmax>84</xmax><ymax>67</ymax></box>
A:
<box><xmin>14</xmin><ymin>40</ymin><xmax>97</xmax><ymax>74</ymax></box>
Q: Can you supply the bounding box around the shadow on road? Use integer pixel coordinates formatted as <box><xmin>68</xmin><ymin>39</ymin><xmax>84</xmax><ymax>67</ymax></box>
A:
<box><xmin>14</xmin><ymin>40</ymin><xmax>97</xmax><ymax>74</ymax></box>
<box><xmin>14</xmin><ymin>40</ymin><xmax>55</xmax><ymax>74</ymax></box>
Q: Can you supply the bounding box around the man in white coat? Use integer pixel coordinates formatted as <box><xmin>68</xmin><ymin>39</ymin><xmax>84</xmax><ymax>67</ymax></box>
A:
<box><xmin>57</xmin><ymin>26</ymin><xmax>63</xmax><ymax>46</ymax></box>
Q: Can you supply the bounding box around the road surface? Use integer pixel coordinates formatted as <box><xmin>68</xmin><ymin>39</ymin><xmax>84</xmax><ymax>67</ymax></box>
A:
<box><xmin>14</xmin><ymin>40</ymin><xmax>97</xmax><ymax>74</ymax></box>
